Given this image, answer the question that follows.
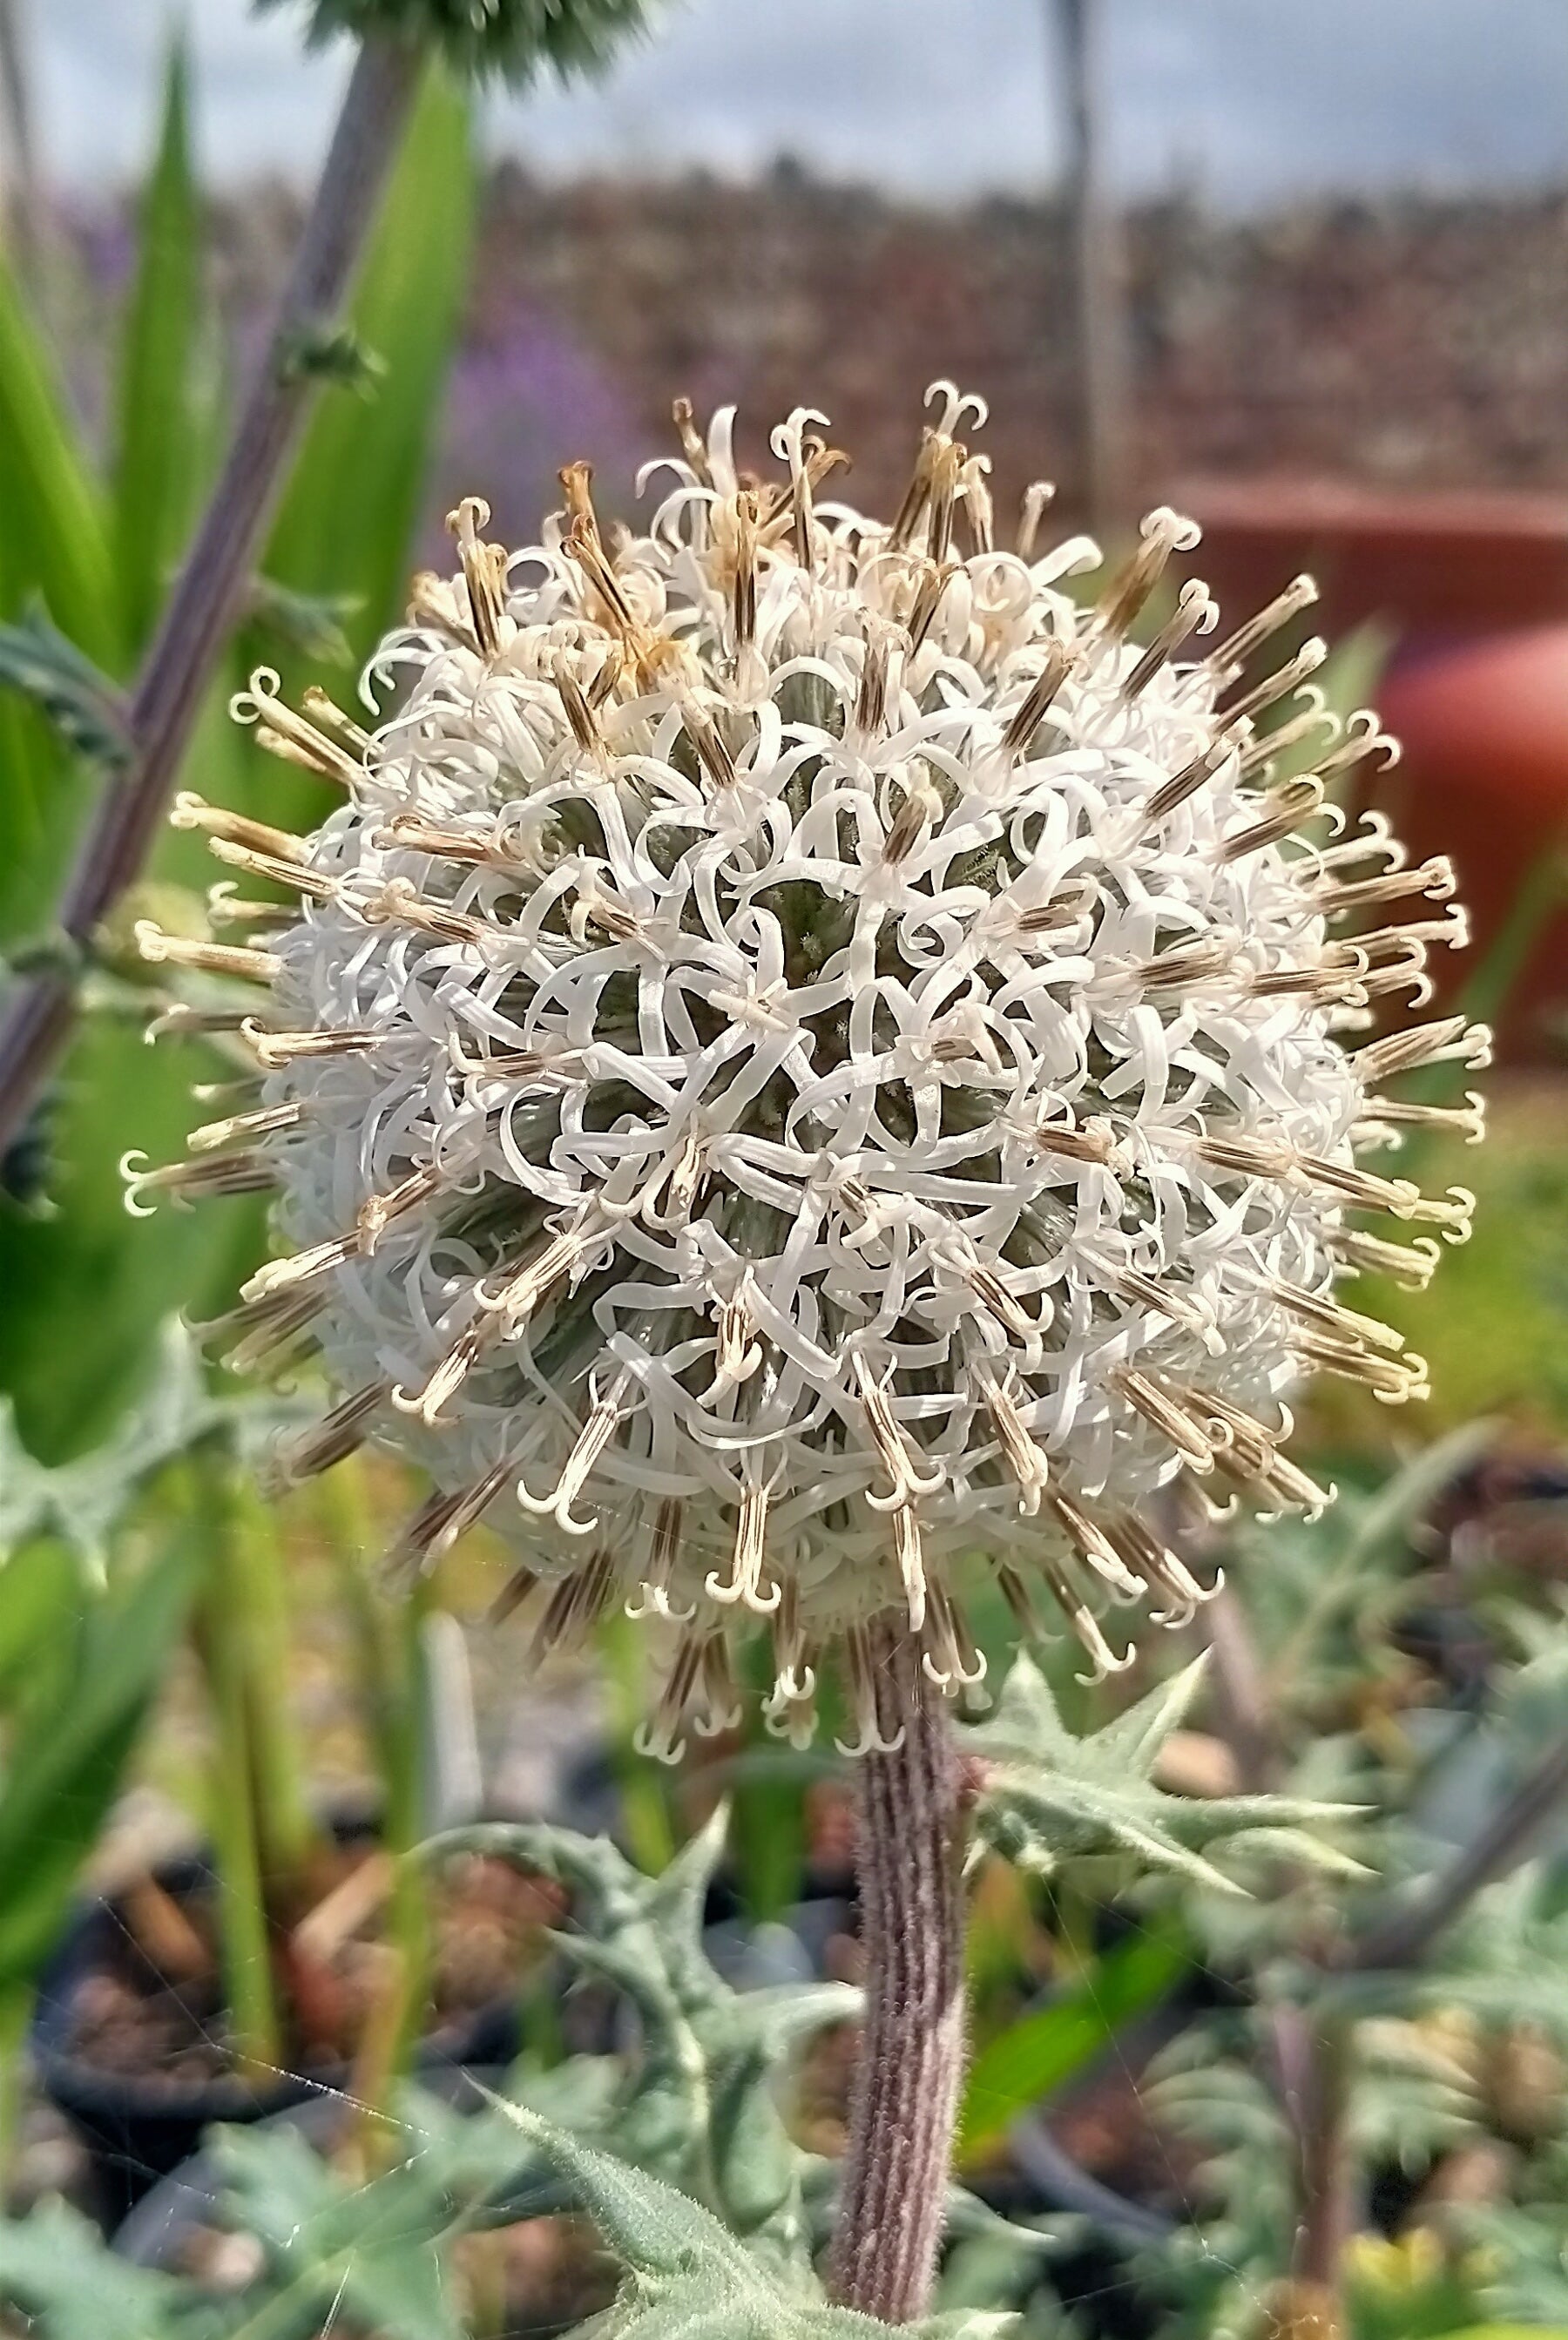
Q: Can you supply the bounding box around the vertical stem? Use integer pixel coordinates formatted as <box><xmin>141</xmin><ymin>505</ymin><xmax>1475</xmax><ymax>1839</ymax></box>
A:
<box><xmin>1271</xmin><ymin>2005</ymin><xmax>1351</xmax><ymax>2340</ymax></box>
<box><xmin>829</xmin><ymin>1620</ymin><xmax>967</xmax><ymax>2324</ymax></box>
<box><xmin>193</xmin><ymin>1473</ymin><xmax>282</xmax><ymax>2072</ymax></box>
<box><xmin>0</xmin><ymin>0</ymin><xmax>42</xmax><ymax>287</ymax></box>
<box><xmin>599</xmin><ymin>1606</ymin><xmax>675</xmax><ymax>1876</ymax></box>
<box><xmin>228</xmin><ymin>1472</ymin><xmax>318</xmax><ymax>1894</ymax></box>
<box><xmin>1052</xmin><ymin>0</ymin><xmax>1132</xmax><ymax>539</ymax></box>
<box><xmin>0</xmin><ymin>33</ymin><xmax>423</xmax><ymax>1155</ymax></box>
<box><xmin>382</xmin><ymin>1576</ymin><xmax>435</xmax><ymax>2074</ymax></box>
<box><xmin>0</xmin><ymin>1985</ymin><xmax>30</xmax><ymax>2187</ymax></box>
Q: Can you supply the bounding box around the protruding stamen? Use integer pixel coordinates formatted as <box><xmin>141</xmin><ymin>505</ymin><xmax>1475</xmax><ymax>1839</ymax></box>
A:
<box><xmin>530</xmin><ymin>1546</ymin><xmax>618</xmax><ymax>1667</ymax></box>
<box><xmin>1139</xmin><ymin>741</ymin><xmax>1230</xmax><ymax>830</ymax></box>
<box><xmin>272</xmin><ymin>1382</ymin><xmax>389</xmax><ymax>1484</ymax></box>
<box><xmin>637</xmin><ymin>1631</ymin><xmax>706</xmax><ymax>1766</ymax></box>
<box><xmin>134</xmin><ymin>924</ymin><xmax>280</xmax><ymax>984</ymax></box>
<box><xmin>1046</xmin><ymin>1488</ymin><xmax>1143</xmax><ymax>1599</ymax></box>
<box><xmin>206</xmin><ymin>835</ymin><xmax>339</xmax><ymax>902</ymax></box>
<box><xmin>241</xmin><ymin>1020</ymin><xmax>379</xmax><ymax>1067</ymax></box>
<box><xmin>120</xmin><ymin>1149</ymin><xmax>277</xmax><ymax>1214</ymax></box>
<box><xmin>446</xmin><ymin>495</ymin><xmax>508</xmax><ymax>656</ymax></box>
<box><xmin>1217</xmin><ymin>636</ymin><xmax>1328</xmax><ymax>729</ymax></box>
<box><xmin>1120</xmin><ymin>580</ymin><xmax>1215</xmax><ymax>699</ymax></box>
<box><xmin>836</xmin><ymin>1620</ymin><xmax>907</xmax><ymax>1758</ymax></box>
<box><xmin>171</xmin><ymin>795</ymin><xmax>307</xmax><ymax>861</ymax></box>
<box><xmin>1002</xmin><ymin>639</ymin><xmax>1074</xmax><ymax>758</ymax></box>
<box><xmin>1313</xmin><ymin>856</ymin><xmax>1456</xmax><ymax>917</ymax></box>
<box><xmin>1016</xmin><ymin>480</ymin><xmax>1056</xmax><ymax>560</ymax></box>
<box><xmin>518</xmin><ymin>1371</ymin><xmax>632</xmax><ymax>1537</ymax></box>
<box><xmin>706</xmin><ymin>1478</ymin><xmax>786</xmax><ymax>1609</ymax></box>
<box><xmin>357</xmin><ymin>1164</ymin><xmax>447</xmax><ymax>1250</ymax></box>
<box><xmin>1216</xmin><ymin>776</ymin><xmax>1325</xmax><ymax>861</ymax></box>
<box><xmin>230</xmin><ymin>668</ymin><xmax>363</xmax><ymax>787</ymax></box>
<box><xmin>982</xmin><ymin>1376</ymin><xmax>1051</xmax><ymax>1512</ymax></box>
<box><xmin>626</xmin><ymin>1497</ymin><xmax>695</xmax><ymax>1623</ymax></box>
<box><xmin>1096</xmin><ymin>508</ymin><xmax>1200</xmax><ymax>639</ymax></box>
<box><xmin>921</xmin><ymin>1576</ymin><xmax>986</xmax><ymax>1691</ymax></box>
<box><xmin>241</xmin><ymin>1231</ymin><xmax>362</xmax><ymax>1304</ymax></box>
<box><xmin>187</xmin><ymin>1099</ymin><xmax>305</xmax><ymax>1154</ymax></box>
<box><xmin>1207</xmin><ymin>573</ymin><xmax>1317</xmax><ymax>680</ymax></box>
<box><xmin>1352</xmin><ymin>1016</ymin><xmax>1491</xmax><ymax>1085</ymax></box>
<box><xmin>1112</xmin><ymin>1367</ymin><xmax>1220</xmax><ymax>1472</ymax></box>
<box><xmin>1326</xmin><ymin>1228</ymin><xmax>1443</xmax><ymax>1288</ymax></box>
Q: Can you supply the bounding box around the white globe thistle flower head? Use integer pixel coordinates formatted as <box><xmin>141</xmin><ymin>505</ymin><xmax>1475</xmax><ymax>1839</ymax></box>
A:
<box><xmin>128</xmin><ymin>382</ymin><xmax>1485</xmax><ymax>1759</ymax></box>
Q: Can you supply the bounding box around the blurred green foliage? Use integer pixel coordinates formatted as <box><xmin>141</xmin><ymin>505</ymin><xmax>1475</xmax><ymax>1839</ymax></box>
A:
<box><xmin>0</xmin><ymin>52</ymin><xmax>475</xmax><ymax>1462</ymax></box>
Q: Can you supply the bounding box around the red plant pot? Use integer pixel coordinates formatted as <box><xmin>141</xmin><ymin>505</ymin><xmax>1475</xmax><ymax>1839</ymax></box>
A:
<box><xmin>1181</xmin><ymin>481</ymin><xmax>1568</xmax><ymax>1058</ymax></box>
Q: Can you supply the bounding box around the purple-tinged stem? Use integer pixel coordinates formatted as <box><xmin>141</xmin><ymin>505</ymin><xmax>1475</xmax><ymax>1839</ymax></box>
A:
<box><xmin>829</xmin><ymin>1618</ymin><xmax>967</xmax><ymax>2324</ymax></box>
<box><xmin>0</xmin><ymin>34</ymin><xmax>421</xmax><ymax>1154</ymax></box>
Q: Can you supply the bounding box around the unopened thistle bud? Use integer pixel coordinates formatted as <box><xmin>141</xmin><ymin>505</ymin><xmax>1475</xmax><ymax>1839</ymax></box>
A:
<box><xmin>130</xmin><ymin>381</ymin><xmax>1484</xmax><ymax>1758</ymax></box>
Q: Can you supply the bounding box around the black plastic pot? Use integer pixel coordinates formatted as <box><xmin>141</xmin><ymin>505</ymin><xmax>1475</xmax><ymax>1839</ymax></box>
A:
<box><xmin>31</xmin><ymin>1829</ymin><xmax>521</xmax><ymax>2228</ymax></box>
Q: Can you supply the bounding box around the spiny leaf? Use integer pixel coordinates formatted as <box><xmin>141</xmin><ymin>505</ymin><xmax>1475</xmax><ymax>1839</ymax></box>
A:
<box><xmin>429</xmin><ymin>1810</ymin><xmax>855</xmax><ymax>2266</ymax></box>
<box><xmin>0</xmin><ymin>2198</ymin><xmax>190</xmax><ymax>2340</ymax></box>
<box><xmin>0</xmin><ymin>601</ymin><xmax>131</xmax><ymax>769</ymax></box>
<box><xmin>112</xmin><ymin>33</ymin><xmax>207</xmax><ymax>655</ymax></box>
<box><xmin>0</xmin><ymin>1320</ymin><xmax>296</xmax><ymax>1574</ymax></box>
<box><xmin>490</xmin><ymin>2101</ymin><xmax>1018</xmax><ymax>2340</ymax></box>
<box><xmin>963</xmin><ymin>1652</ymin><xmax>1363</xmax><ymax>1894</ymax></box>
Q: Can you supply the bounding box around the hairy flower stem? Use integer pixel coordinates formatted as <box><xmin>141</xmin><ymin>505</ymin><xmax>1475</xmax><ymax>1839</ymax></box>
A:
<box><xmin>0</xmin><ymin>33</ymin><xmax>421</xmax><ymax>1155</ymax></box>
<box><xmin>829</xmin><ymin>1620</ymin><xmax>967</xmax><ymax>2324</ymax></box>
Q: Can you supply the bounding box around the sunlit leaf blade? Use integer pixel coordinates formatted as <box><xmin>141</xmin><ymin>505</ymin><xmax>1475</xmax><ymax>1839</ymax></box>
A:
<box><xmin>956</xmin><ymin>1927</ymin><xmax>1189</xmax><ymax>2163</ymax></box>
<box><xmin>112</xmin><ymin>34</ymin><xmax>206</xmax><ymax>656</ymax></box>
<box><xmin>0</xmin><ymin>259</ymin><xmax>119</xmax><ymax>670</ymax></box>
<box><xmin>0</xmin><ymin>2199</ymin><xmax>189</xmax><ymax>2340</ymax></box>
<box><xmin>0</xmin><ymin>1535</ymin><xmax>195</xmax><ymax>1991</ymax></box>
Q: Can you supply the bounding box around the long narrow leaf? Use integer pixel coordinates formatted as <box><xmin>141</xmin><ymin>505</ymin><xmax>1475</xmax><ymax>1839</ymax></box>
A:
<box><xmin>956</xmin><ymin>1928</ymin><xmax>1187</xmax><ymax>2164</ymax></box>
<box><xmin>113</xmin><ymin>34</ymin><xmax>206</xmax><ymax>654</ymax></box>
<box><xmin>0</xmin><ymin>1537</ymin><xmax>196</xmax><ymax>1988</ymax></box>
<box><xmin>0</xmin><ymin>260</ymin><xmax>118</xmax><ymax>668</ymax></box>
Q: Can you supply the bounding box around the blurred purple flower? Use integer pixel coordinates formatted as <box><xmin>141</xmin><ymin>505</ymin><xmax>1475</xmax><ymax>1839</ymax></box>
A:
<box><xmin>426</xmin><ymin>302</ymin><xmax>652</xmax><ymax>558</ymax></box>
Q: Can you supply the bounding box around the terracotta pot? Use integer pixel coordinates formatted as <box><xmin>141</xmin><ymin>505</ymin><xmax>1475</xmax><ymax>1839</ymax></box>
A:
<box><xmin>1180</xmin><ymin>482</ymin><xmax>1568</xmax><ymax>1058</ymax></box>
<box><xmin>1378</xmin><ymin>625</ymin><xmax>1568</xmax><ymax>1056</ymax></box>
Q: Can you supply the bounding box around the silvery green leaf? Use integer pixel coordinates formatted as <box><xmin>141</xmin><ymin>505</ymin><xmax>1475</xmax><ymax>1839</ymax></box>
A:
<box><xmin>0</xmin><ymin>1320</ymin><xmax>299</xmax><ymax>1574</ymax></box>
<box><xmin>965</xmin><ymin>1653</ymin><xmax>1362</xmax><ymax>1893</ymax></box>
<box><xmin>429</xmin><ymin>1808</ymin><xmax>855</xmax><ymax>2267</ymax></box>
<box><xmin>490</xmin><ymin>2101</ymin><xmax>1019</xmax><ymax>2340</ymax></box>
<box><xmin>0</xmin><ymin>599</ymin><xmax>131</xmax><ymax>769</ymax></box>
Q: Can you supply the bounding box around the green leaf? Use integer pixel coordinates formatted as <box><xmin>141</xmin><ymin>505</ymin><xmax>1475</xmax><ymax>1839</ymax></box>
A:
<box><xmin>956</xmin><ymin>1927</ymin><xmax>1189</xmax><ymax>2162</ymax></box>
<box><xmin>0</xmin><ymin>1533</ymin><xmax>195</xmax><ymax>1990</ymax></box>
<box><xmin>0</xmin><ymin>1319</ymin><xmax>289</xmax><ymax>1571</ymax></box>
<box><xmin>0</xmin><ymin>2197</ymin><xmax>190</xmax><ymax>2340</ymax></box>
<box><xmin>491</xmin><ymin>2100</ymin><xmax>1018</xmax><ymax>2340</ymax></box>
<box><xmin>209</xmin><ymin>2120</ymin><xmax>468</xmax><ymax>2340</ymax></box>
<box><xmin>0</xmin><ymin>256</ymin><xmax>119</xmax><ymax>670</ymax></box>
<box><xmin>964</xmin><ymin>1652</ymin><xmax>1364</xmax><ymax>1894</ymax></box>
<box><xmin>261</xmin><ymin>61</ymin><xmax>475</xmax><ymax>756</ymax></box>
<box><xmin>0</xmin><ymin>599</ymin><xmax>131</xmax><ymax>769</ymax></box>
<box><xmin>112</xmin><ymin>34</ymin><xmax>206</xmax><ymax>656</ymax></box>
<box><xmin>429</xmin><ymin>1810</ymin><xmax>855</xmax><ymax>2267</ymax></box>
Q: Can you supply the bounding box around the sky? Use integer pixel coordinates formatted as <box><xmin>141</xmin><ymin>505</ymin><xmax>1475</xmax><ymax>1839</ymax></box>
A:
<box><xmin>21</xmin><ymin>0</ymin><xmax>1568</xmax><ymax>210</ymax></box>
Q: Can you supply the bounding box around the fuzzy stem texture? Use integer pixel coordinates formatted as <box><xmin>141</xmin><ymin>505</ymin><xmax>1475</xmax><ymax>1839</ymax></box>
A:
<box><xmin>829</xmin><ymin>1619</ymin><xmax>967</xmax><ymax>2324</ymax></box>
<box><xmin>0</xmin><ymin>32</ymin><xmax>421</xmax><ymax>1154</ymax></box>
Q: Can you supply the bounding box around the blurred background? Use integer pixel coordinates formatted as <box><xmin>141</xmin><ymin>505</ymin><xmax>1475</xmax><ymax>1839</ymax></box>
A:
<box><xmin>0</xmin><ymin>7</ymin><xmax>1566</xmax><ymax>2330</ymax></box>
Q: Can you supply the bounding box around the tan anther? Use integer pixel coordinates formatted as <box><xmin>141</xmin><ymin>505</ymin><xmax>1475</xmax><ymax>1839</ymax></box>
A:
<box><xmin>1002</xmin><ymin>639</ymin><xmax>1076</xmax><ymax>758</ymax></box>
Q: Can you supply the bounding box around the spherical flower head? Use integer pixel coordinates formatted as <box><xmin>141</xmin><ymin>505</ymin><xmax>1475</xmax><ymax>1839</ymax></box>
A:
<box><xmin>261</xmin><ymin>0</ymin><xmax>654</xmax><ymax>85</ymax></box>
<box><xmin>130</xmin><ymin>383</ymin><xmax>1485</xmax><ymax>1757</ymax></box>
